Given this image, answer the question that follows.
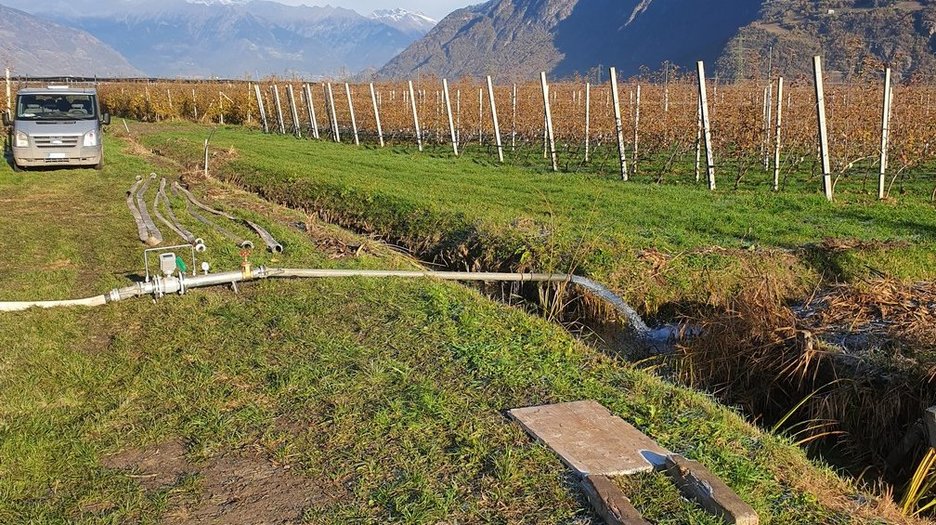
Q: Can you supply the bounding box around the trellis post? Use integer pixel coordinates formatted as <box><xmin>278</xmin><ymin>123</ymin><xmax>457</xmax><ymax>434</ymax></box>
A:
<box><xmin>697</xmin><ymin>61</ymin><xmax>716</xmax><ymax>190</ymax></box>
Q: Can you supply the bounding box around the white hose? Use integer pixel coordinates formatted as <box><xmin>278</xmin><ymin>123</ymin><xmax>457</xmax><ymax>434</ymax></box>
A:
<box><xmin>0</xmin><ymin>268</ymin><xmax>650</xmax><ymax>336</ymax></box>
<box><xmin>0</xmin><ymin>296</ymin><xmax>109</xmax><ymax>311</ymax></box>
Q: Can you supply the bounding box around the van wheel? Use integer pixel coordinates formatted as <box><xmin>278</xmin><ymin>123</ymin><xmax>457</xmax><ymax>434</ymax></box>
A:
<box><xmin>11</xmin><ymin>161</ymin><xmax>22</xmax><ymax>172</ymax></box>
<box><xmin>93</xmin><ymin>160</ymin><xmax>104</xmax><ymax>171</ymax></box>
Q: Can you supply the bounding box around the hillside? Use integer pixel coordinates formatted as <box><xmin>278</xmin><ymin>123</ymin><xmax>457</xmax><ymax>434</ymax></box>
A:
<box><xmin>377</xmin><ymin>0</ymin><xmax>761</xmax><ymax>82</ymax></box>
<box><xmin>0</xmin><ymin>4</ymin><xmax>141</xmax><ymax>77</ymax></box>
<box><xmin>379</xmin><ymin>0</ymin><xmax>936</xmax><ymax>82</ymax></box>
<box><xmin>0</xmin><ymin>0</ymin><xmax>434</xmax><ymax>78</ymax></box>
<box><xmin>718</xmin><ymin>0</ymin><xmax>936</xmax><ymax>81</ymax></box>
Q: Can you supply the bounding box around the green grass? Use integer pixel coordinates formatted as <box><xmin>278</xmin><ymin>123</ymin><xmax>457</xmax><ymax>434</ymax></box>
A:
<box><xmin>616</xmin><ymin>471</ymin><xmax>725</xmax><ymax>525</ymax></box>
<box><xmin>138</xmin><ymin>123</ymin><xmax>936</xmax><ymax>315</ymax></box>
<box><xmin>0</xmin><ymin>134</ymin><xmax>904</xmax><ymax>523</ymax></box>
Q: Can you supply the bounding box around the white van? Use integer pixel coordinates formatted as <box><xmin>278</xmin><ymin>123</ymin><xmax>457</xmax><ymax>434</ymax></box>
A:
<box><xmin>4</xmin><ymin>86</ymin><xmax>111</xmax><ymax>171</ymax></box>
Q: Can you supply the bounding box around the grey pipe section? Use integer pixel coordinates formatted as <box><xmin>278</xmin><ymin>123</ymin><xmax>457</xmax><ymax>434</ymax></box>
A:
<box><xmin>0</xmin><ymin>267</ymin><xmax>649</xmax><ymax>336</ymax></box>
<box><xmin>126</xmin><ymin>176</ymin><xmax>150</xmax><ymax>244</ymax></box>
<box><xmin>135</xmin><ymin>173</ymin><xmax>163</xmax><ymax>245</ymax></box>
<box><xmin>173</xmin><ymin>183</ymin><xmax>282</xmax><ymax>253</ymax></box>
<box><xmin>248</xmin><ymin>220</ymin><xmax>284</xmax><ymax>254</ymax></box>
<box><xmin>154</xmin><ymin>179</ymin><xmax>206</xmax><ymax>252</ymax></box>
<box><xmin>171</xmin><ymin>183</ymin><xmax>253</xmax><ymax>249</ymax></box>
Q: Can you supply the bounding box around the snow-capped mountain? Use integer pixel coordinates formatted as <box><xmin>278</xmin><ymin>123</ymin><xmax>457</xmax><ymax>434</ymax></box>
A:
<box><xmin>186</xmin><ymin>0</ymin><xmax>250</xmax><ymax>5</ymax></box>
<box><xmin>370</xmin><ymin>8</ymin><xmax>436</xmax><ymax>38</ymax></box>
<box><xmin>0</xmin><ymin>0</ymin><xmax>431</xmax><ymax>78</ymax></box>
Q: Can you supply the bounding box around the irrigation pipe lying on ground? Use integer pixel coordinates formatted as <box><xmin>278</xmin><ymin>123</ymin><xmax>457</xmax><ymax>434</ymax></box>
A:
<box><xmin>154</xmin><ymin>178</ymin><xmax>206</xmax><ymax>252</ymax></box>
<box><xmin>173</xmin><ymin>182</ymin><xmax>283</xmax><ymax>253</ymax></box>
<box><xmin>0</xmin><ymin>268</ymin><xmax>650</xmax><ymax>337</ymax></box>
<box><xmin>126</xmin><ymin>176</ymin><xmax>150</xmax><ymax>244</ymax></box>
<box><xmin>171</xmin><ymin>183</ymin><xmax>253</xmax><ymax>249</ymax></box>
<box><xmin>135</xmin><ymin>174</ymin><xmax>163</xmax><ymax>245</ymax></box>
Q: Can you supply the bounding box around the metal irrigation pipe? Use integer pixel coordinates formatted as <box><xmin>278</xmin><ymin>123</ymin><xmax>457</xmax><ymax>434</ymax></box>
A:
<box><xmin>0</xmin><ymin>268</ymin><xmax>650</xmax><ymax>337</ymax></box>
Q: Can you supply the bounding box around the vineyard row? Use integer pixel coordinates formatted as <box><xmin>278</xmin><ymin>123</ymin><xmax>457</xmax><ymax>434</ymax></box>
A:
<box><xmin>34</xmin><ymin>63</ymin><xmax>933</xmax><ymax>200</ymax></box>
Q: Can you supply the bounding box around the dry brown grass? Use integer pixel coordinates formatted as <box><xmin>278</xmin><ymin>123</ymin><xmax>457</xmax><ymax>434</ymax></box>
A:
<box><xmin>675</xmin><ymin>275</ymin><xmax>936</xmax><ymax>482</ymax></box>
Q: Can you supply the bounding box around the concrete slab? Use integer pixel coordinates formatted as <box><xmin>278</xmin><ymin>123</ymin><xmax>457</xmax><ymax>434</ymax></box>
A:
<box><xmin>508</xmin><ymin>400</ymin><xmax>669</xmax><ymax>477</ymax></box>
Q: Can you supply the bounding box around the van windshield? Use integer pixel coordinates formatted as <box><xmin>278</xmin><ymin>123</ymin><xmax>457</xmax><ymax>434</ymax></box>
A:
<box><xmin>16</xmin><ymin>94</ymin><xmax>97</xmax><ymax>120</ymax></box>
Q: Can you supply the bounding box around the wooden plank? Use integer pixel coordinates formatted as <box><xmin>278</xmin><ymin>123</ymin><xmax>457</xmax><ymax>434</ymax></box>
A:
<box><xmin>508</xmin><ymin>400</ymin><xmax>668</xmax><ymax>477</ymax></box>
<box><xmin>664</xmin><ymin>455</ymin><xmax>759</xmax><ymax>525</ymax></box>
<box><xmin>582</xmin><ymin>475</ymin><xmax>651</xmax><ymax>525</ymax></box>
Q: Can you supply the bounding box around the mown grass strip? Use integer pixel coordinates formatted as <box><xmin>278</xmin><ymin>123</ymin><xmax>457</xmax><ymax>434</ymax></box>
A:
<box><xmin>139</xmin><ymin>123</ymin><xmax>936</xmax><ymax>315</ymax></box>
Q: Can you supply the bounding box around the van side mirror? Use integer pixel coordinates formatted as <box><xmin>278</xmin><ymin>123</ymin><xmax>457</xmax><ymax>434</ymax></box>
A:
<box><xmin>2</xmin><ymin>112</ymin><xmax>9</xmax><ymax>127</ymax></box>
<box><xmin>102</xmin><ymin>112</ymin><xmax>111</xmax><ymax>126</ymax></box>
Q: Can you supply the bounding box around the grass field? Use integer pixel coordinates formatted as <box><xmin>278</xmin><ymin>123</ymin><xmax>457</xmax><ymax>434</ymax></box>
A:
<box><xmin>138</xmin><ymin>123</ymin><xmax>936</xmax><ymax>319</ymax></box>
<box><xmin>0</xmin><ymin>132</ymin><xmax>922</xmax><ymax>523</ymax></box>
<box><xmin>133</xmin><ymin>121</ymin><xmax>936</xmax><ymax>497</ymax></box>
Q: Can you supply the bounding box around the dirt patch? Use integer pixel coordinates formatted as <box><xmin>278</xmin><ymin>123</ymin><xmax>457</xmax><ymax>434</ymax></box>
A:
<box><xmin>103</xmin><ymin>438</ymin><xmax>192</xmax><ymax>492</ymax></box>
<box><xmin>104</xmin><ymin>439</ymin><xmax>331</xmax><ymax>524</ymax></box>
<box><xmin>164</xmin><ymin>454</ymin><xmax>325</xmax><ymax>525</ymax></box>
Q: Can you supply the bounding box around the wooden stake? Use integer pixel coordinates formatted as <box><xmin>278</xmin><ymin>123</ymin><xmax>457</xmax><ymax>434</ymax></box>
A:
<box><xmin>408</xmin><ymin>80</ymin><xmax>422</xmax><ymax>151</ymax></box>
<box><xmin>610</xmin><ymin>67</ymin><xmax>629</xmax><ymax>180</ymax></box>
<box><xmin>633</xmin><ymin>84</ymin><xmax>641</xmax><ymax>176</ymax></box>
<box><xmin>487</xmin><ymin>76</ymin><xmax>504</xmax><ymax>163</ymax></box>
<box><xmin>303</xmin><ymin>83</ymin><xmax>320</xmax><ymax>139</ymax></box>
<box><xmin>511</xmin><ymin>83</ymin><xmax>517</xmax><ymax>152</ymax></box>
<box><xmin>764</xmin><ymin>83</ymin><xmax>773</xmax><ymax>171</ymax></box>
<box><xmin>541</xmin><ymin>72</ymin><xmax>558</xmax><ymax>172</ymax></box>
<box><xmin>813</xmin><ymin>56</ymin><xmax>833</xmax><ymax>201</ymax></box>
<box><xmin>345</xmin><ymin>83</ymin><xmax>359</xmax><ymax>145</ymax></box>
<box><xmin>773</xmin><ymin>77</ymin><xmax>784</xmax><ymax>192</ymax></box>
<box><xmin>370</xmin><ymin>82</ymin><xmax>384</xmax><ymax>147</ymax></box>
<box><xmin>253</xmin><ymin>83</ymin><xmax>268</xmax><ymax>133</ymax></box>
<box><xmin>879</xmin><ymin>67</ymin><xmax>893</xmax><ymax>200</ymax></box>
<box><xmin>5</xmin><ymin>68</ymin><xmax>10</xmax><ymax>115</ymax></box>
<box><xmin>271</xmin><ymin>85</ymin><xmax>285</xmax><ymax>135</ymax></box>
<box><xmin>326</xmin><ymin>82</ymin><xmax>340</xmax><ymax>143</ymax></box>
<box><xmin>478</xmin><ymin>87</ymin><xmax>483</xmax><ymax>146</ymax></box>
<box><xmin>286</xmin><ymin>84</ymin><xmax>301</xmax><ymax>138</ymax></box>
<box><xmin>695</xmin><ymin>98</ymin><xmax>702</xmax><ymax>183</ymax></box>
<box><xmin>443</xmin><ymin>79</ymin><xmax>458</xmax><ymax>156</ymax></box>
<box><xmin>584</xmin><ymin>82</ymin><xmax>591</xmax><ymax>163</ymax></box>
<box><xmin>697</xmin><ymin>61</ymin><xmax>716</xmax><ymax>190</ymax></box>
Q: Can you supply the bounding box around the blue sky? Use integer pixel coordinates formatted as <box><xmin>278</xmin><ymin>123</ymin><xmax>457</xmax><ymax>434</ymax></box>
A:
<box><xmin>275</xmin><ymin>0</ymin><xmax>472</xmax><ymax>20</ymax></box>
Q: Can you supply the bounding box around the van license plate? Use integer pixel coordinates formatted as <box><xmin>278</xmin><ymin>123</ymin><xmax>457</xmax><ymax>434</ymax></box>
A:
<box><xmin>47</xmin><ymin>153</ymin><xmax>66</xmax><ymax>159</ymax></box>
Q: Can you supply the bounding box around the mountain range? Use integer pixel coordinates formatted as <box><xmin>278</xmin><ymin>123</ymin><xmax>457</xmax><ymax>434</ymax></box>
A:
<box><xmin>379</xmin><ymin>0</ymin><xmax>761</xmax><ymax>82</ymax></box>
<box><xmin>381</xmin><ymin>0</ymin><xmax>936</xmax><ymax>82</ymax></box>
<box><xmin>2</xmin><ymin>0</ymin><xmax>935</xmax><ymax>82</ymax></box>
<box><xmin>0</xmin><ymin>0</ymin><xmax>436</xmax><ymax>78</ymax></box>
<box><xmin>0</xmin><ymin>4</ymin><xmax>142</xmax><ymax>77</ymax></box>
